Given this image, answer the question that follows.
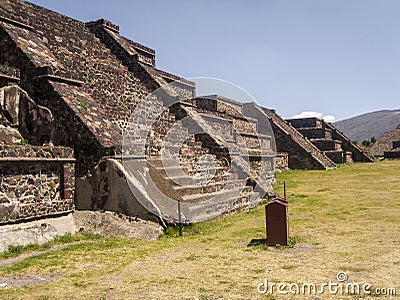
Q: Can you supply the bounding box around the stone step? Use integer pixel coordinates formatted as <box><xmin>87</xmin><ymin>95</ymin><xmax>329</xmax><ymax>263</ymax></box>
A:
<box><xmin>187</xmin><ymin>188</ymin><xmax>260</xmax><ymax>223</ymax></box>
<box><xmin>165</xmin><ymin>172</ymin><xmax>233</xmax><ymax>186</ymax></box>
<box><xmin>311</xmin><ymin>139</ymin><xmax>342</xmax><ymax>151</ymax></box>
<box><xmin>173</xmin><ymin>178</ymin><xmax>246</xmax><ymax>194</ymax></box>
<box><xmin>325</xmin><ymin>150</ymin><xmax>353</xmax><ymax>164</ymax></box>
<box><xmin>155</xmin><ymin>164</ymin><xmax>229</xmax><ymax>178</ymax></box>
<box><xmin>261</xmin><ymin>108</ymin><xmax>336</xmax><ymax>169</ymax></box>
<box><xmin>384</xmin><ymin>150</ymin><xmax>400</xmax><ymax>159</ymax></box>
<box><xmin>287</xmin><ymin>118</ymin><xmax>323</xmax><ymax>129</ymax></box>
<box><xmin>297</xmin><ymin>127</ymin><xmax>333</xmax><ymax>139</ymax></box>
<box><xmin>181</xmin><ymin>185</ymin><xmax>253</xmax><ymax>202</ymax></box>
<box><xmin>155</xmin><ymin>162</ymin><xmax>227</xmax><ymax>171</ymax></box>
<box><xmin>323</xmin><ymin>121</ymin><xmax>374</xmax><ymax>163</ymax></box>
<box><xmin>161</xmin><ymin>144</ymin><xmax>210</xmax><ymax>154</ymax></box>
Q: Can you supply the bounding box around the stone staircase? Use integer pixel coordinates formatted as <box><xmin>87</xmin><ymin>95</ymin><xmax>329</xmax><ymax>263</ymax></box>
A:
<box><xmin>324</xmin><ymin>121</ymin><xmax>374</xmax><ymax>162</ymax></box>
<box><xmin>123</xmin><ymin>104</ymin><xmax>260</xmax><ymax>223</ymax></box>
<box><xmin>261</xmin><ymin>108</ymin><xmax>336</xmax><ymax>169</ymax></box>
<box><xmin>287</xmin><ymin>118</ymin><xmax>373</xmax><ymax>164</ymax></box>
<box><xmin>178</xmin><ymin>97</ymin><xmax>275</xmax><ymax>200</ymax></box>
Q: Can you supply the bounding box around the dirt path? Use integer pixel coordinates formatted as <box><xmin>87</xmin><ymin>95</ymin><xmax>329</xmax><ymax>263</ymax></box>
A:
<box><xmin>0</xmin><ymin>273</ymin><xmax>64</xmax><ymax>289</ymax></box>
<box><xmin>0</xmin><ymin>243</ymin><xmax>84</xmax><ymax>289</ymax></box>
<box><xmin>0</xmin><ymin>244</ymin><xmax>71</xmax><ymax>268</ymax></box>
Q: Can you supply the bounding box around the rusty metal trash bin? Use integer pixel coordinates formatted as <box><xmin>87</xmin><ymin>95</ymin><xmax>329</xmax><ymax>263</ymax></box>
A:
<box><xmin>265</xmin><ymin>198</ymin><xmax>288</xmax><ymax>246</ymax></box>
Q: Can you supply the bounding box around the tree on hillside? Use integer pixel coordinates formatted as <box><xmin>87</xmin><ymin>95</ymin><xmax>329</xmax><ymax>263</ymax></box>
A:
<box><xmin>361</xmin><ymin>137</ymin><xmax>376</xmax><ymax>148</ymax></box>
<box><xmin>362</xmin><ymin>140</ymin><xmax>371</xmax><ymax>147</ymax></box>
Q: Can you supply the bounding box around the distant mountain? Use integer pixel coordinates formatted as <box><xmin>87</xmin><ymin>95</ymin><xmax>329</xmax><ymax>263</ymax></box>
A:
<box><xmin>334</xmin><ymin>109</ymin><xmax>400</xmax><ymax>142</ymax></box>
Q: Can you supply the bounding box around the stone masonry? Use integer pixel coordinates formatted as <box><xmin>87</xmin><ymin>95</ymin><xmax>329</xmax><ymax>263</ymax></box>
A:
<box><xmin>0</xmin><ymin>1</ymin><xmax>373</xmax><ymax>226</ymax></box>
<box><xmin>0</xmin><ymin>63</ymin><xmax>75</xmax><ymax>224</ymax></box>
<box><xmin>384</xmin><ymin>141</ymin><xmax>400</xmax><ymax>159</ymax></box>
<box><xmin>262</xmin><ymin>108</ymin><xmax>336</xmax><ymax>169</ymax></box>
<box><xmin>0</xmin><ymin>145</ymin><xmax>75</xmax><ymax>223</ymax></box>
<box><xmin>370</xmin><ymin>124</ymin><xmax>400</xmax><ymax>158</ymax></box>
<box><xmin>287</xmin><ymin>117</ymin><xmax>373</xmax><ymax>164</ymax></box>
<box><xmin>0</xmin><ymin>1</ymin><xmax>276</xmax><ymax>224</ymax></box>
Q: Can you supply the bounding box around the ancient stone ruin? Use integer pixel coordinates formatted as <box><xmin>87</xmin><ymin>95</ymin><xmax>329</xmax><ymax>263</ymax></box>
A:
<box><xmin>370</xmin><ymin>124</ymin><xmax>400</xmax><ymax>159</ymax></box>
<box><xmin>287</xmin><ymin>117</ymin><xmax>373</xmax><ymax>164</ymax></box>
<box><xmin>0</xmin><ymin>67</ymin><xmax>75</xmax><ymax>224</ymax></box>
<box><xmin>0</xmin><ymin>1</ymin><xmax>373</xmax><ymax>228</ymax></box>
<box><xmin>0</xmin><ymin>0</ymin><xmax>277</xmax><ymax>226</ymax></box>
<box><xmin>384</xmin><ymin>141</ymin><xmax>400</xmax><ymax>159</ymax></box>
<box><xmin>263</xmin><ymin>109</ymin><xmax>336</xmax><ymax>170</ymax></box>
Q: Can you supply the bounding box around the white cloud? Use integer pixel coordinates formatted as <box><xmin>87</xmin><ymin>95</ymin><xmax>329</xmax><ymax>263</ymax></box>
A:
<box><xmin>322</xmin><ymin>115</ymin><xmax>336</xmax><ymax>122</ymax></box>
<box><xmin>291</xmin><ymin>111</ymin><xmax>323</xmax><ymax>119</ymax></box>
<box><xmin>291</xmin><ymin>111</ymin><xmax>336</xmax><ymax>123</ymax></box>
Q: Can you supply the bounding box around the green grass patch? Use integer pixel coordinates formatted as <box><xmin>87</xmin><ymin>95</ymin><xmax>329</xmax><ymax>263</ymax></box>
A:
<box><xmin>1</xmin><ymin>160</ymin><xmax>400</xmax><ymax>299</ymax></box>
<box><xmin>275</xmin><ymin>236</ymin><xmax>302</xmax><ymax>249</ymax></box>
<box><xmin>0</xmin><ymin>232</ymin><xmax>101</xmax><ymax>260</ymax></box>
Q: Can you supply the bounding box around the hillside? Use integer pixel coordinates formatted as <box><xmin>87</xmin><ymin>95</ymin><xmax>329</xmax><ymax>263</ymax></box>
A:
<box><xmin>334</xmin><ymin>109</ymin><xmax>400</xmax><ymax>142</ymax></box>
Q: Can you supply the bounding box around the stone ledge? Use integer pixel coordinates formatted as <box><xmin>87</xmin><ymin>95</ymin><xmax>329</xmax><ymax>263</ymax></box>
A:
<box><xmin>0</xmin><ymin>65</ymin><xmax>20</xmax><ymax>82</ymax></box>
<box><xmin>0</xmin><ymin>15</ymin><xmax>34</xmax><ymax>31</ymax></box>
<box><xmin>0</xmin><ymin>145</ymin><xmax>74</xmax><ymax>159</ymax></box>
<box><xmin>34</xmin><ymin>74</ymin><xmax>83</xmax><ymax>87</ymax></box>
<box><xmin>86</xmin><ymin>18</ymin><xmax>120</xmax><ymax>33</ymax></box>
<box><xmin>0</xmin><ymin>157</ymin><xmax>75</xmax><ymax>162</ymax></box>
<box><xmin>384</xmin><ymin>151</ymin><xmax>400</xmax><ymax>159</ymax></box>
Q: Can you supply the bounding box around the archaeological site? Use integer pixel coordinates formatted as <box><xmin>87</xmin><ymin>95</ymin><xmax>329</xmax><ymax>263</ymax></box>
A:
<box><xmin>0</xmin><ymin>0</ymin><xmax>374</xmax><ymax>243</ymax></box>
<box><xmin>370</xmin><ymin>124</ymin><xmax>400</xmax><ymax>160</ymax></box>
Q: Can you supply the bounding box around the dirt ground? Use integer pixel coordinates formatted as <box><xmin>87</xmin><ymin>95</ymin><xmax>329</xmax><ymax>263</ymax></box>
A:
<box><xmin>0</xmin><ymin>161</ymin><xmax>399</xmax><ymax>299</ymax></box>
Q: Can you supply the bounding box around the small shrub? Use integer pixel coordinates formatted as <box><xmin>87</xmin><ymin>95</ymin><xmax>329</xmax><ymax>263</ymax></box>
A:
<box><xmin>7</xmin><ymin>245</ymin><xmax>23</xmax><ymax>255</ymax></box>
<box><xmin>275</xmin><ymin>236</ymin><xmax>301</xmax><ymax>249</ymax></box>
<box><xmin>164</xmin><ymin>225</ymin><xmax>181</xmax><ymax>237</ymax></box>
<box><xmin>80</xmin><ymin>232</ymin><xmax>102</xmax><ymax>240</ymax></box>
<box><xmin>16</xmin><ymin>139</ymin><xmax>29</xmax><ymax>145</ymax></box>
<box><xmin>79</xmin><ymin>101</ymin><xmax>89</xmax><ymax>110</ymax></box>
<box><xmin>53</xmin><ymin>232</ymin><xmax>77</xmax><ymax>243</ymax></box>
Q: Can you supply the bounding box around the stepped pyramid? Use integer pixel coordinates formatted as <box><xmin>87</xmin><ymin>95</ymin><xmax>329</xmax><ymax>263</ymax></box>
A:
<box><xmin>287</xmin><ymin>118</ymin><xmax>373</xmax><ymax>164</ymax></box>
<box><xmin>0</xmin><ymin>0</ymin><xmax>276</xmax><ymax>224</ymax></box>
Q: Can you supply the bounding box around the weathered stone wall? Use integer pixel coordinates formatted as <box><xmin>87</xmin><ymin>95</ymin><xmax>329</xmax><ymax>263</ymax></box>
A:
<box><xmin>0</xmin><ymin>25</ymin><xmax>114</xmax><ymax>176</ymax></box>
<box><xmin>0</xmin><ymin>145</ymin><xmax>75</xmax><ymax>223</ymax></box>
<box><xmin>383</xmin><ymin>137</ymin><xmax>400</xmax><ymax>159</ymax></box>
<box><xmin>287</xmin><ymin>118</ymin><xmax>322</xmax><ymax>128</ymax></box>
<box><xmin>261</xmin><ymin>108</ymin><xmax>336</xmax><ymax>170</ymax></box>
<box><xmin>275</xmin><ymin>152</ymin><xmax>289</xmax><ymax>171</ymax></box>
<box><xmin>0</xmin><ymin>1</ymin><xmax>276</xmax><ymax>225</ymax></box>
<box><xmin>384</xmin><ymin>151</ymin><xmax>400</xmax><ymax>159</ymax></box>
<box><xmin>312</xmin><ymin>139</ymin><xmax>342</xmax><ymax>151</ymax></box>
<box><xmin>0</xmin><ymin>84</ymin><xmax>53</xmax><ymax>145</ymax></box>
<box><xmin>287</xmin><ymin>117</ymin><xmax>373</xmax><ymax>163</ymax></box>
<box><xmin>370</xmin><ymin>125</ymin><xmax>400</xmax><ymax>157</ymax></box>
<box><xmin>297</xmin><ymin>127</ymin><xmax>333</xmax><ymax>139</ymax></box>
<box><xmin>272</xmin><ymin>125</ymin><xmax>329</xmax><ymax>169</ymax></box>
<box><xmin>0</xmin><ymin>65</ymin><xmax>19</xmax><ymax>87</ymax></box>
<box><xmin>0</xmin><ymin>2</ymin><xmax>152</xmax><ymax>150</ymax></box>
<box><xmin>325</xmin><ymin>150</ymin><xmax>353</xmax><ymax>164</ymax></box>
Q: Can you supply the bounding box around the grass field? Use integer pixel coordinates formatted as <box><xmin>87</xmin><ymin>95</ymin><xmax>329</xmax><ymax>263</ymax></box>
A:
<box><xmin>0</xmin><ymin>160</ymin><xmax>400</xmax><ymax>299</ymax></box>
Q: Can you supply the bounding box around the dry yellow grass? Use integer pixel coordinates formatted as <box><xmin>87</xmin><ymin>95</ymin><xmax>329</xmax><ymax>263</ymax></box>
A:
<box><xmin>0</xmin><ymin>160</ymin><xmax>400</xmax><ymax>299</ymax></box>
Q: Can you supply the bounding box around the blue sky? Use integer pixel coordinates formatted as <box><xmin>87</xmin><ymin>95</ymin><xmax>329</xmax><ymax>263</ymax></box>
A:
<box><xmin>29</xmin><ymin>0</ymin><xmax>400</xmax><ymax>121</ymax></box>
